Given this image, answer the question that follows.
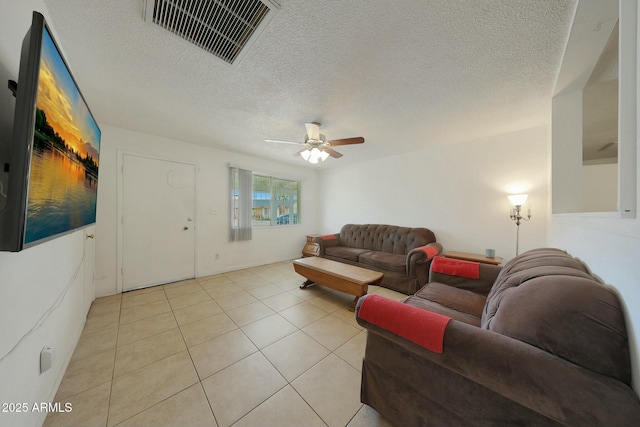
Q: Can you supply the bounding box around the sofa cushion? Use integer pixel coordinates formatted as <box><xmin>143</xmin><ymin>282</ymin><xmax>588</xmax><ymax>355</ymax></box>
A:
<box><xmin>339</xmin><ymin>224</ymin><xmax>436</xmax><ymax>255</ymax></box>
<box><xmin>415</xmin><ymin>282</ymin><xmax>486</xmax><ymax>320</ymax></box>
<box><xmin>482</xmin><ymin>249</ymin><xmax>631</xmax><ymax>385</ymax></box>
<box><xmin>358</xmin><ymin>251</ymin><xmax>406</xmax><ymax>274</ymax></box>
<box><xmin>325</xmin><ymin>246</ymin><xmax>371</xmax><ymax>262</ymax></box>
<box><xmin>483</xmin><ymin>248</ymin><xmax>596</xmax><ymax>328</ymax></box>
<box><xmin>405</xmin><ymin>295</ymin><xmax>482</xmax><ymax>327</ymax></box>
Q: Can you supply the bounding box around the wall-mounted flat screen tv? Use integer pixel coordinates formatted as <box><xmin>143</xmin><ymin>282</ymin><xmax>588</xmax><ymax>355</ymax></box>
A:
<box><xmin>0</xmin><ymin>11</ymin><xmax>101</xmax><ymax>252</ymax></box>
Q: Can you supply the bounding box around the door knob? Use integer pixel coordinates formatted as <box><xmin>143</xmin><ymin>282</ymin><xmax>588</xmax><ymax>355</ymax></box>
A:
<box><xmin>183</xmin><ymin>226</ymin><xmax>189</xmax><ymax>230</ymax></box>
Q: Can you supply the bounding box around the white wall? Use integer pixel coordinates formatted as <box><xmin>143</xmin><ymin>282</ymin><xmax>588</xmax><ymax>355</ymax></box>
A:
<box><xmin>0</xmin><ymin>2</ymin><xmax>94</xmax><ymax>427</ymax></box>
<box><xmin>318</xmin><ymin>126</ymin><xmax>549</xmax><ymax>262</ymax></box>
<box><xmin>95</xmin><ymin>125</ymin><xmax>319</xmax><ymax>297</ymax></box>
<box><xmin>0</xmin><ymin>232</ymin><xmax>93</xmax><ymax>427</ymax></box>
<box><xmin>583</xmin><ymin>162</ymin><xmax>618</xmax><ymax>212</ymax></box>
<box><xmin>549</xmin><ymin>216</ymin><xmax>640</xmax><ymax>393</ymax></box>
<box><xmin>551</xmin><ymin>90</ymin><xmax>584</xmax><ymax>213</ymax></box>
<box><xmin>550</xmin><ymin>0</ymin><xmax>640</xmax><ymax>394</ymax></box>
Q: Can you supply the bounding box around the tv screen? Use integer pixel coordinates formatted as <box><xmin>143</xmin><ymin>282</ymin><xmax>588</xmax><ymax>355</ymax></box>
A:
<box><xmin>0</xmin><ymin>11</ymin><xmax>100</xmax><ymax>252</ymax></box>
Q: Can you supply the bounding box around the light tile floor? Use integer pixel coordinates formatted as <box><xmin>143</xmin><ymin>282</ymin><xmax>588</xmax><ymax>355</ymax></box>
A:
<box><xmin>44</xmin><ymin>261</ymin><xmax>401</xmax><ymax>427</ymax></box>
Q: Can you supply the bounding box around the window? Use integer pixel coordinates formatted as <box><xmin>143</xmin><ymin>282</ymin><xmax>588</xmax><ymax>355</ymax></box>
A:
<box><xmin>252</xmin><ymin>174</ymin><xmax>300</xmax><ymax>226</ymax></box>
<box><xmin>230</xmin><ymin>167</ymin><xmax>300</xmax><ymax>241</ymax></box>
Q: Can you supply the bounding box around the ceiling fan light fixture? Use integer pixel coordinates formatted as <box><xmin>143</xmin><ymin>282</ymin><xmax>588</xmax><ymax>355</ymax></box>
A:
<box><xmin>300</xmin><ymin>149</ymin><xmax>311</xmax><ymax>161</ymax></box>
<box><xmin>309</xmin><ymin>147</ymin><xmax>322</xmax><ymax>163</ymax></box>
<box><xmin>266</xmin><ymin>122</ymin><xmax>365</xmax><ymax>164</ymax></box>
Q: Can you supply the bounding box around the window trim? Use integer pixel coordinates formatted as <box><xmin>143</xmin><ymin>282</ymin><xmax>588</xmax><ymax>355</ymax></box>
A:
<box><xmin>251</xmin><ymin>173</ymin><xmax>300</xmax><ymax>227</ymax></box>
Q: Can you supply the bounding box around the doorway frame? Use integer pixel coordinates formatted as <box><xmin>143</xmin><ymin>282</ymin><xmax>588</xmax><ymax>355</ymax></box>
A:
<box><xmin>116</xmin><ymin>150</ymin><xmax>199</xmax><ymax>294</ymax></box>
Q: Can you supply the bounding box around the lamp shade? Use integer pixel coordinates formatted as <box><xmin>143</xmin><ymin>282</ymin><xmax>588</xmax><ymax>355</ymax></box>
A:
<box><xmin>508</xmin><ymin>194</ymin><xmax>528</xmax><ymax>206</ymax></box>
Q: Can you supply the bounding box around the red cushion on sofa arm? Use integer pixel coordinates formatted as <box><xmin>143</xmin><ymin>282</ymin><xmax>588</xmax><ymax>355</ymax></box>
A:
<box><xmin>431</xmin><ymin>256</ymin><xmax>480</xmax><ymax>279</ymax></box>
<box><xmin>407</xmin><ymin>243</ymin><xmax>442</xmax><ymax>282</ymax></box>
<box><xmin>418</xmin><ymin>245</ymin><xmax>439</xmax><ymax>258</ymax></box>
<box><xmin>408</xmin><ymin>242</ymin><xmax>442</xmax><ymax>261</ymax></box>
<box><xmin>317</xmin><ymin>233</ymin><xmax>340</xmax><ymax>255</ymax></box>
<box><xmin>320</xmin><ymin>234</ymin><xmax>338</xmax><ymax>240</ymax></box>
<box><xmin>357</xmin><ymin>295</ymin><xmax>451</xmax><ymax>353</ymax></box>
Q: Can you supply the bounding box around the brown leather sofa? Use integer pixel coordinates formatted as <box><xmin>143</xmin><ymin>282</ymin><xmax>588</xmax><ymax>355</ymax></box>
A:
<box><xmin>356</xmin><ymin>248</ymin><xmax>640</xmax><ymax>426</ymax></box>
<box><xmin>316</xmin><ymin>224</ymin><xmax>442</xmax><ymax>294</ymax></box>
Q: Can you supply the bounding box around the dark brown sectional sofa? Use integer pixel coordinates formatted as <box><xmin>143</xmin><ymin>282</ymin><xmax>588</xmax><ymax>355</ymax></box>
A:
<box><xmin>316</xmin><ymin>224</ymin><xmax>442</xmax><ymax>294</ymax></box>
<box><xmin>356</xmin><ymin>248</ymin><xmax>640</xmax><ymax>426</ymax></box>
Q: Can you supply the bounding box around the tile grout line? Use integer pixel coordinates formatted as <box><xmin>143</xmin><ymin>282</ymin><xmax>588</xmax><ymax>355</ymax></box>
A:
<box><xmin>193</xmin><ymin>270</ymin><xmax>342</xmax><ymax>424</ymax></box>
<box><xmin>104</xmin><ymin>293</ymin><xmax>121</xmax><ymax>427</ymax></box>
<box><xmin>168</xmin><ymin>289</ymin><xmax>221</xmax><ymax>427</ymax></box>
<box><xmin>55</xmin><ymin>263</ymin><xmax>380</xmax><ymax>427</ymax></box>
<box><xmin>110</xmin><ymin>285</ymin><xmax>209</xmax><ymax>426</ymax></box>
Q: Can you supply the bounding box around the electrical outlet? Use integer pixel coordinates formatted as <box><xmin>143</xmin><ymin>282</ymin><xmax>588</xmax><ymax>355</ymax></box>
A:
<box><xmin>40</xmin><ymin>347</ymin><xmax>53</xmax><ymax>374</ymax></box>
<box><xmin>215</xmin><ymin>253</ymin><xmax>219</xmax><ymax>260</ymax></box>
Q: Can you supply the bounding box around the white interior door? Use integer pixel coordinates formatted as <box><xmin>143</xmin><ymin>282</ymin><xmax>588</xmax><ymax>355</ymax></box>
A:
<box><xmin>122</xmin><ymin>155</ymin><xmax>195</xmax><ymax>291</ymax></box>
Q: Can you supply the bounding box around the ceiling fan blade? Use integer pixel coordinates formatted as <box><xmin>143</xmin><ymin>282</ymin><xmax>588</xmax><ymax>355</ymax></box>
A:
<box><xmin>305</xmin><ymin>122</ymin><xmax>320</xmax><ymax>141</ymax></box>
<box><xmin>324</xmin><ymin>148</ymin><xmax>343</xmax><ymax>158</ymax></box>
<box><xmin>328</xmin><ymin>137</ymin><xmax>365</xmax><ymax>146</ymax></box>
<box><xmin>598</xmin><ymin>141</ymin><xmax>617</xmax><ymax>151</ymax></box>
<box><xmin>265</xmin><ymin>139</ymin><xmax>305</xmax><ymax>145</ymax></box>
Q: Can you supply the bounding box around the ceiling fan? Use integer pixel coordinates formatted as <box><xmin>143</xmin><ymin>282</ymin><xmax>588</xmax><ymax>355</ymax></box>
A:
<box><xmin>265</xmin><ymin>122</ymin><xmax>364</xmax><ymax>163</ymax></box>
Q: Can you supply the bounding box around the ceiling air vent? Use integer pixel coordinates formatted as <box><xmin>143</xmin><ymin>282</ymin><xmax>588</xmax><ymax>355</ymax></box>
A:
<box><xmin>144</xmin><ymin>0</ymin><xmax>279</xmax><ymax>65</ymax></box>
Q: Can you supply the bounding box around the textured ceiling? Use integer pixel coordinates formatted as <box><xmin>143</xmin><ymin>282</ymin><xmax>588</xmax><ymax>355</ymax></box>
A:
<box><xmin>42</xmin><ymin>0</ymin><xmax>577</xmax><ymax>169</ymax></box>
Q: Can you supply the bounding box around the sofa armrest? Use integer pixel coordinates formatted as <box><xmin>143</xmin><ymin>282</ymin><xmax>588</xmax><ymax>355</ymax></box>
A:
<box><xmin>428</xmin><ymin>256</ymin><xmax>500</xmax><ymax>295</ymax></box>
<box><xmin>358</xmin><ymin>294</ymin><xmax>451</xmax><ymax>353</ymax></box>
<box><xmin>316</xmin><ymin>233</ymin><xmax>340</xmax><ymax>256</ymax></box>
<box><xmin>406</xmin><ymin>242</ymin><xmax>442</xmax><ymax>279</ymax></box>
<box><xmin>356</xmin><ymin>295</ymin><xmax>640</xmax><ymax>426</ymax></box>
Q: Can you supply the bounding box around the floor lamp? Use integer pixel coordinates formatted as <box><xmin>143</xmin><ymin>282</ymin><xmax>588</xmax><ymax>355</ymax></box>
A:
<box><xmin>508</xmin><ymin>194</ymin><xmax>531</xmax><ymax>256</ymax></box>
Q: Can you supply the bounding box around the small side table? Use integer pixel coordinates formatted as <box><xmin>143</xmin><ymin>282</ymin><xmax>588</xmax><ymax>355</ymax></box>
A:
<box><xmin>302</xmin><ymin>234</ymin><xmax>320</xmax><ymax>257</ymax></box>
<box><xmin>443</xmin><ymin>251</ymin><xmax>503</xmax><ymax>265</ymax></box>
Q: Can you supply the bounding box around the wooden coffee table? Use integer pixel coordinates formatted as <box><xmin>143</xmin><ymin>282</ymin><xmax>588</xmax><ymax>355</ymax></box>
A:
<box><xmin>293</xmin><ymin>257</ymin><xmax>383</xmax><ymax>311</ymax></box>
